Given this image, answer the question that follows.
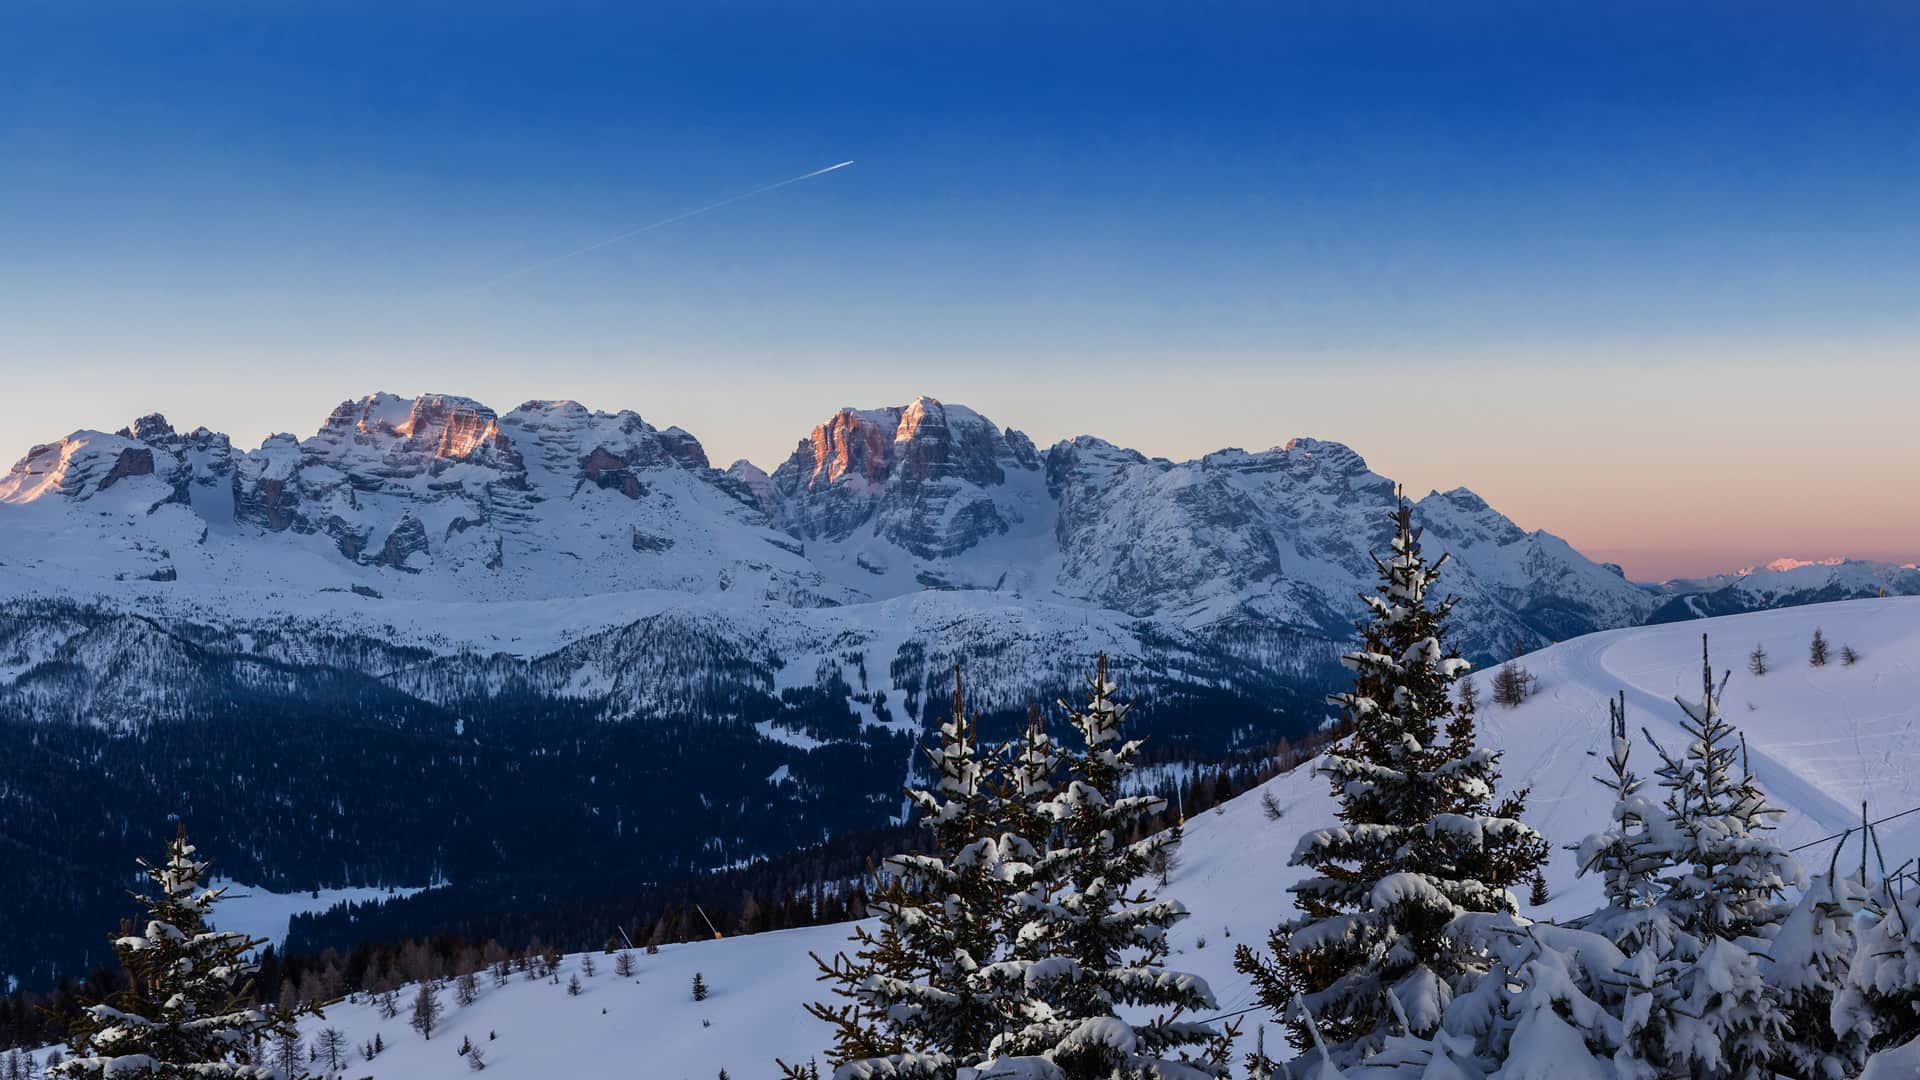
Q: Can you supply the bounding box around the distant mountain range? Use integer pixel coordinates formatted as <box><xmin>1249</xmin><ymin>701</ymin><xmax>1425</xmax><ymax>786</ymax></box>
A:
<box><xmin>1</xmin><ymin>391</ymin><xmax>1911</xmax><ymax>988</ymax></box>
<box><xmin>1647</xmin><ymin>557</ymin><xmax>1920</xmax><ymax>622</ymax></box>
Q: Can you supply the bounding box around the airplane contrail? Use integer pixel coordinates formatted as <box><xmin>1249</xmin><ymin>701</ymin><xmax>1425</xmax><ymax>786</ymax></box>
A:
<box><xmin>472</xmin><ymin>160</ymin><xmax>854</xmax><ymax>291</ymax></box>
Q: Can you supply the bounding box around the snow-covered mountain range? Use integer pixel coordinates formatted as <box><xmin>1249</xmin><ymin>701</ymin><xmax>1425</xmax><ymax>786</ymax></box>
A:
<box><xmin>0</xmin><ymin>391</ymin><xmax>1655</xmax><ymax>660</ymax></box>
<box><xmin>1649</xmin><ymin>557</ymin><xmax>1920</xmax><ymax>622</ymax></box>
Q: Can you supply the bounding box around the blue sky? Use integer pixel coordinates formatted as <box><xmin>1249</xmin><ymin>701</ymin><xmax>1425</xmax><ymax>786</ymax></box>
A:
<box><xmin>2</xmin><ymin>2</ymin><xmax>1916</xmax><ymax>577</ymax></box>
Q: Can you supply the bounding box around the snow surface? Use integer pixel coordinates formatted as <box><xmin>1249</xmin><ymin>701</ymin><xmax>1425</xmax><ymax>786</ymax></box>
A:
<box><xmin>259</xmin><ymin>598</ymin><xmax>1920</xmax><ymax>1077</ymax></box>
<box><xmin>208</xmin><ymin>879</ymin><xmax>429</xmax><ymax>951</ymax></box>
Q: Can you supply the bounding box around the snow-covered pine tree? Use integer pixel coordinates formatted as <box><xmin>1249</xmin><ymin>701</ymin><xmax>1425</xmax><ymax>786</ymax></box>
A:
<box><xmin>787</xmin><ymin>667</ymin><xmax>1022</xmax><ymax>1080</ymax></box>
<box><xmin>1646</xmin><ymin>636</ymin><xmax>1800</xmax><ymax>942</ymax></box>
<box><xmin>1573</xmin><ymin>692</ymin><xmax>1673</xmax><ymax>957</ymax></box>
<box><xmin>987</xmin><ymin>654</ymin><xmax>1234</xmax><ymax>1080</ymax></box>
<box><xmin>1443</xmin><ymin>920</ymin><xmax>1629</xmax><ymax>1080</ymax></box>
<box><xmin>1768</xmin><ymin>852</ymin><xmax>1870</xmax><ymax>1080</ymax></box>
<box><xmin>1636</xmin><ymin>635</ymin><xmax>1799</xmax><ymax>1079</ymax></box>
<box><xmin>1000</xmin><ymin>704</ymin><xmax>1059</xmax><ymax>859</ymax></box>
<box><xmin>1234</xmin><ymin>497</ymin><xmax>1548</xmax><ymax>1063</ymax></box>
<box><xmin>1834</xmin><ymin>878</ymin><xmax>1920</xmax><ymax>1064</ymax></box>
<box><xmin>52</xmin><ymin>825</ymin><xmax>299</xmax><ymax>1080</ymax></box>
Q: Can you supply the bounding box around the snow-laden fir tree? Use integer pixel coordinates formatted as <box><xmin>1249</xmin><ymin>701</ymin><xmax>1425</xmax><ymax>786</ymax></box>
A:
<box><xmin>1645</xmin><ymin>635</ymin><xmax>1800</xmax><ymax>943</ymax></box>
<box><xmin>1000</xmin><ymin>704</ymin><xmax>1061</xmax><ymax>864</ymax></box>
<box><xmin>1573</xmin><ymin>635</ymin><xmax>1800</xmax><ymax>1080</ymax></box>
<box><xmin>52</xmin><ymin>825</ymin><xmax>300</xmax><ymax>1080</ymax></box>
<box><xmin>1768</xmin><ymin>852</ymin><xmax>1871</xmax><ymax>1080</ymax></box>
<box><xmin>1573</xmin><ymin>692</ymin><xmax>1672</xmax><ymax>957</ymax></box>
<box><xmin>1438</xmin><ymin>919</ymin><xmax>1632</xmax><ymax>1080</ymax></box>
<box><xmin>985</xmin><ymin>654</ymin><xmax>1234</xmax><ymax>1080</ymax></box>
<box><xmin>1234</xmin><ymin>497</ymin><xmax>1548</xmax><ymax>1063</ymax></box>
<box><xmin>786</xmin><ymin>667</ymin><xmax>1036</xmax><ymax>1079</ymax></box>
<box><xmin>1834</xmin><ymin>876</ymin><xmax>1920</xmax><ymax>1064</ymax></box>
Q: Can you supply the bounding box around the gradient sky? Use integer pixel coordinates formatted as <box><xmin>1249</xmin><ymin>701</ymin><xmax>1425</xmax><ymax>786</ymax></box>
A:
<box><xmin>2</xmin><ymin>2</ymin><xmax>1916</xmax><ymax>580</ymax></box>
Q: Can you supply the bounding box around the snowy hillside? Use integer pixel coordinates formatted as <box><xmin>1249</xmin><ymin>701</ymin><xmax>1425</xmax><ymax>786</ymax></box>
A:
<box><xmin>225</xmin><ymin>597</ymin><xmax>1919</xmax><ymax>1079</ymax></box>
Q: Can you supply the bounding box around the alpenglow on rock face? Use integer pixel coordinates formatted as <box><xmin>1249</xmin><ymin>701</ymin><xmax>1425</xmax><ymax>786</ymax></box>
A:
<box><xmin>0</xmin><ymin>389</ymin><xmax>1663</xmax><ymax>659</ymax></box>
<box><xmin>766</xmin><ymin>396</ymin><xmax>1043</xmax><ymax>559</ymax></box>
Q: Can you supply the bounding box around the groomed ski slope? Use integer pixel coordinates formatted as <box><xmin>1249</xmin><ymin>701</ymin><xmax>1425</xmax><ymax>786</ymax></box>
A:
<box><xmin>279</xmin><ymin>597</ymin><xmax>1919</xmax><ymax>1078</ymax></box>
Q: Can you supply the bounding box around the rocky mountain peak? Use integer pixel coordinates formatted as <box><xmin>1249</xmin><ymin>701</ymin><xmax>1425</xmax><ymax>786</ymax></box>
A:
<box><xmin>725</xmin><ymin>460</ymin><xmax>777</xmax><ymax>514</ymax></box>
<box><xmin>319</xmin><ymin>393</ymin><xmax>508</xmax><ymax>462</ymax></box>
<box><xmin>766</xmin><ymin>398</ymin><xmax>1043</xmax><ymax>558</ymax></box>
<box><xmin>1275</xmin><ymin>437</ymin><xmax>1372</xmax><ymax>477</ymax></box>
<box><xmin>500</xmin><ymin>399</ymin><xmax>710</xmax><ymax>476</ymax></box>
<box><xmin>118</xmin><ymin>413</ymin><xmax>177</xmax><ymax>442</ymax></box>
<box><xmin>1416</xmin><ymin>486</ymin><xmax>1527</xmax><ymax>546</ymax></box>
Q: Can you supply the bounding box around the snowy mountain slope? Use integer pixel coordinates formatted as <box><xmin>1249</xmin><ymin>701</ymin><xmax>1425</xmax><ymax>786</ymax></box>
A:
<box><xmin>253</xmin><ymin>597</ymin><xmax>1920</xmax><ymax>1078</ymax></box>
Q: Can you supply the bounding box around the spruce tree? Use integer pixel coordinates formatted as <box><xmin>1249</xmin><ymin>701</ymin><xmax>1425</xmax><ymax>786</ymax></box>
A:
<box><xmin>988</xmin><ymin>655</ymin><xmax>1233</xmax><ymax>1080</ymax></box>
<box><xmin>788</xmin><ymin>668</ymin><xmax>1021</xmax><ymax>1078</ymax></box>
<box><xmin>1769</xmin><ymin>860</ymin><xmax>1870</xmax><ymax>1080</ymax></box>
<box><xmin>1573</xmin><ymin>692</ymin><xmax>1672</xmax><ymax>957</ymax></box>
<box><xmin>1645</xmin><ymin>636</ymin><xmax>1799</xmax><ymax>942</ymax></box>
<box><xmin>1437</xmin><ymin>921</ymin><xmax>1632</xmax><ymax>1076</ymax></box>
<box><xmin>1835</xmin><ymin>879</ymin><xmax>1920</xmax><ymax>1061</ymax></box>
<box><xmin>1233</xmin><ymin>498</ymin><xmax>1548</xmax><ymax>1063</ymax></box>
<box><xmin>1749</xmin><ymin>643</ymin><xmax>1770</xmax><ymax>676</ymax></box>
<box><xmin>1628</xmin><ymin>635</ymin><xmax>1799</xmax><ymax>1080</ymax></box>
<box><xmin>52</xmin><ymin>825</ymin><xmax>300</xmax><ymax>1080</ymax></box>
<box><xmin>1811</xmin><ymin>627</ymin><xmax>1830</xmax><ymax>667</ymax></box>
